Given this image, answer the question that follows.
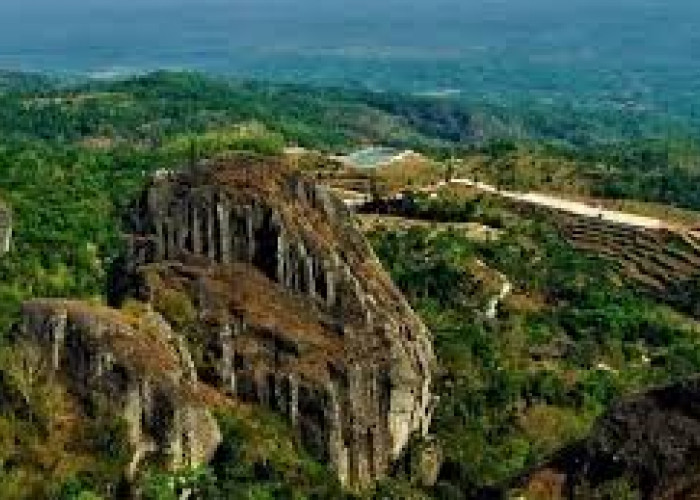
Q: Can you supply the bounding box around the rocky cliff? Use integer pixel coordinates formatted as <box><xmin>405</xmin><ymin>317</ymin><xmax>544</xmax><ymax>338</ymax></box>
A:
<box><xmin>20</xmin><ymin>300</ymin><xmax>222</xmax><ymax>479</ymax></box>
<box><xmin>123</xmin><ymin>154</ymin><xmax>436</xmax><ymax>488</ymax></box>
<box><xmin>0</xmin><ymin>201</ymin><xmax>11</xmax><ymax>255</ymax></box>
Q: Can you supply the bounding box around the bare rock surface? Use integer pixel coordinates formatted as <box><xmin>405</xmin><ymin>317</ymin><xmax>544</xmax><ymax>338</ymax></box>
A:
<box><xmin>15</xmin><ymin>154</ymin><xmax>435</xmax><ymax>489</ymax></box>
<box><xmin>124</xmin><ymin>154</ymin><xmax>436</xmax><ymax>488</ymax></box>
<box><xmin>20</xmin><ymin>300</ymin><xmax>222</xmax><ymax>478</ymax></box>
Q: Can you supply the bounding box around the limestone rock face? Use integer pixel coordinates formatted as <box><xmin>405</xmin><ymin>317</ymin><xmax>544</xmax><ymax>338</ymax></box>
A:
<box><xmin>0</xmin><ymin>202</ymin><xmax>11</xmax><ymax>255</ymax></box>
<box><xmin>126</xmin><ymin>154</ymin><xmax>436</xmax><ymax>488</ymax></box>
<box><xmin>20</xmin><ymin>300</ymin><xmax>222</xmax><ymax>478</ymax></box>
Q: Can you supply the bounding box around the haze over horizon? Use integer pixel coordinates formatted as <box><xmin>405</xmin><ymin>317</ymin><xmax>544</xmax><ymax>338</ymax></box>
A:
<box><xmin>0</xmin><ymin>0</ymin><xmax>698</xmax><ymax>107</ymax></box>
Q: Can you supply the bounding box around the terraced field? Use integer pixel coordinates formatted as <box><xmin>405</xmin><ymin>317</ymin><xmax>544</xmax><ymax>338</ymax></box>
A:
<box><xmin>554</xmin><ymin>213</ymin><xmax>700</xmax><ymax>296</ymax></box>
<box><xmin>325</xmin><ymin>161</ymin><xmax>700</xmax><ymax>314</ymax></box>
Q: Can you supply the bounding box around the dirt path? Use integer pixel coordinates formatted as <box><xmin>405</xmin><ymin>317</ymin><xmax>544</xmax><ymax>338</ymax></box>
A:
<box><xmin>436</xmin><ymin>179</ymin><xmax>667</xmax><ymax>230</ymax></box>
<box><xmin>485</xmin><ymin>270</ymin><xmax>512</xmax><ymax>319</ymax></box>
<box><xmin>341</xmin><ymin>177</ymin><xmax>671</xmax><ymax>230</ymax></box>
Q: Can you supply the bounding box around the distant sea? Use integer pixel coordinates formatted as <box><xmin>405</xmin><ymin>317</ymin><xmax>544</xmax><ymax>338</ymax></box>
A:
<box><xmin>1</xmin><ymin>0</ymin><xmax>699</xmax><ymax>109</ymax></box>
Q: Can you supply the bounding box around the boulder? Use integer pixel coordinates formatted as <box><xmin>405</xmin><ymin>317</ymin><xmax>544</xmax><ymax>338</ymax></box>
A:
<box><xmin>20</xmin><ymin>300</ymin><xmax>222</xmax><ymax>478</ymax></box>
<box><xmin>519</xmin><ymin>376</ymin><xmax>700</xmax><ymax>499</ymax></box>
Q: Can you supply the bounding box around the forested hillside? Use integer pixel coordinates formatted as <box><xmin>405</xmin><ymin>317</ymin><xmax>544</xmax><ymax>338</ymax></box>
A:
<box><xmin>1</xmin><ymin>71</ymin><xmax>700</xmax><ymax>498</ymax></box>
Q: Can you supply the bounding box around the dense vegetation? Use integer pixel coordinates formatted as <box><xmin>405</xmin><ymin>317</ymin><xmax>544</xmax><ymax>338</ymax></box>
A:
<box><xmin>1</xmin><ymin>71</ymin><xmax>700</xmax><ymax>498</ymax></box>
<box><xmin>455</xmin><ymin>138</ymin><xmax>700</xmax><ymax>215</ymax></box>
<box><xmin>369</xmin><ymin>192</ymin><xmax>700</xmax><ymax>497</ymax></box>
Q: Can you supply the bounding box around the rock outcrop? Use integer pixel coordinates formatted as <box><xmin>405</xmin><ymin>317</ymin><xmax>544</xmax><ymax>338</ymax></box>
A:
<box><xmin>125</xmin><ymin>154</ymin><xmax>436</xmax><ymax>488</ymax></box>
<box><xmin>20</xmin><ymin>300</ymin><xmax>222</xmax><ymax>478</ymax></box>
<box><xmin>519</xmin><ymin>376</ymin><xmax>700</xmax><ymax>499</ymax></box>
<box><xmin>0</xmin><ymin>202</ymin><xmax>11</xmax><ymax>255</ymax></box>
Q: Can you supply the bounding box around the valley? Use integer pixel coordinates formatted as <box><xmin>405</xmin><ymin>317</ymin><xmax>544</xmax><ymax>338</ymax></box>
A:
<box><xmin>0</xmin><ymin>71</ymin><xmax>700</xmax><ymax>499</ymax></box>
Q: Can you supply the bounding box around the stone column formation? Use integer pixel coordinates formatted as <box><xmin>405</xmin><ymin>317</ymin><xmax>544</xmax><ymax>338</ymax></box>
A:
<box><xmin>127</xmin><ymin>157</ymin><xmax>435</xmax><ymax>489</ymax></box>
<box><xmin>139</xmin><ymin>188</ymin><xmax>338</xmax><ymax>303</ymax></box>
<box><xmin>20</xmin><ymin>300</ymin><xmax>222</xmax><ymax>477</ymax></box>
